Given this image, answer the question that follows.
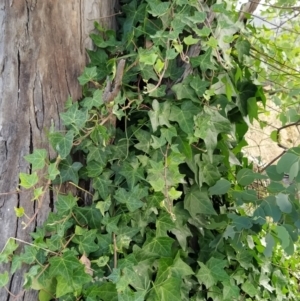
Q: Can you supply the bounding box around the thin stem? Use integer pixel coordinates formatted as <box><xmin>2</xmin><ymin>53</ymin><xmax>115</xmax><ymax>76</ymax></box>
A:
<box><xmin>113</xmin><ymin>233</ymin><xmax>117</xmax><ymax>269</ymax></box>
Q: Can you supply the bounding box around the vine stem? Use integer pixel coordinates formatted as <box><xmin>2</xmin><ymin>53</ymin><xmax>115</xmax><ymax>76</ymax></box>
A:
<box><xmin>0</xmin><ymin>190</ymin><xmax>20</xmax><ymax>196</ymax></box>
<box><xmin>113</xmin><ymin>233</ymin><xmax>117</xmax><ymax>269</ymax></box>
<box><xmin>22</xmin><ymin>156</ymin><xmax>61</xmax><ymax>230</ymax></box>
<box><xmin>0</xmin><ymin>237</ymin><xmax>59</xmax><ymax>257</ymax></box>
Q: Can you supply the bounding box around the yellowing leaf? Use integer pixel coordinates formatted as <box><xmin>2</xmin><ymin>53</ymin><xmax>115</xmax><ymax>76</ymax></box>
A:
<box><xmin>14</xmin><ymin>206</ymin><xmax>25</xmax><ymax>218</ymax></box>
<box><xmin>19</xmin><ymin>172</ymin><xmax>38</xmax><ymax>189</ymax></box>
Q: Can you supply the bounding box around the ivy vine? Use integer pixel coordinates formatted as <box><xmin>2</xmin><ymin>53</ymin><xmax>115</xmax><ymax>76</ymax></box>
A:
<box><xmin>1</xmin><ymin>0</ymin><xmax>300</xmax><ymax>300</ymax></box>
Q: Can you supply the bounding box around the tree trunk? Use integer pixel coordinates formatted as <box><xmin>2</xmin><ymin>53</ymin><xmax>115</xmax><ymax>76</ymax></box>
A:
<box><xmin>0</xmin><ymin>1</ymin><xmax>117</xmax><ymax>300</ymax></box>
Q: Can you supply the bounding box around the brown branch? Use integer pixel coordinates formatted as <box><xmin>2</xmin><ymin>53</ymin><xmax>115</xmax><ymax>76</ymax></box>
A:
<box><xmin>246</xmin><ymin>12</ymin><xmax>300</xmax><ymax>34</ymax></box>
<box><xmin>238</xmin><ymin>0</ymin><xmax>262</xmax><ymax>22</ymax></box>
<box><xmin>251</xmin><ymin>47</ymin><xmax>300</xmax><ymax>75</ymax></box>
<box><xmin>103</xmin><ymin>59</ymin><xmax>126</xmax><ymax>103</ymax></box>
<box><xmin>87</xmin><ymin>11</ymin><xmax>122</xmax><ymax>21</ymax></box>
<box><xmin>260</xmin><ymin>150</ymin><xmax>286</xmax><ymax>172</ymax></box>
<box><xmin>260</xmin><ymin>120</ymin><xmax>300</xmax><ymax>172</ymax></box>
<box><xmin>248</xmin><ymin>53</ymin><xmax>300</xmax><ymax>78</ymax></box>
<box><xmin>248</xmin><ymin>1</ymin><xmax>300</xmax><ymax>11</ymax></box>
<box><xmin>0</xmin><ymin>190</ymin><xmax>20</xmax><ymax>196</ymax></box>
<box><xmin>113</xmin><ymin>233</ymin><xmax>117</xmax><ymax>269</ymax></box>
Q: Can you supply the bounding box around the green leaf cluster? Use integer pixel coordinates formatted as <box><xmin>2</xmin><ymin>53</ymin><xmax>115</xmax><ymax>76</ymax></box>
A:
<box><xmin>2</xmin><ymin>0</ymin><xmax>300</xmax><ymax>300</ymax></box>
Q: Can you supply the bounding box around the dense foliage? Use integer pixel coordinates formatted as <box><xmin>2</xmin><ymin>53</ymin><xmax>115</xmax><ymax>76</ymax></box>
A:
<box><xmin>1</xmin><ymin>0</ymin><xmax>300</xmax><ymax>300</ymax></box>
<box><xmin>245</xmin><ymin>0</ymin><xmax>300</xmax><ymax>126</ymax></box>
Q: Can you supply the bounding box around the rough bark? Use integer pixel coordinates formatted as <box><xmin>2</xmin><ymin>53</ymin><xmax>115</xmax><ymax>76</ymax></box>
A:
<box><xmin>0</xmin><ymin>1</ymin><xmax>117</xmax><ymax>300</ymax></box>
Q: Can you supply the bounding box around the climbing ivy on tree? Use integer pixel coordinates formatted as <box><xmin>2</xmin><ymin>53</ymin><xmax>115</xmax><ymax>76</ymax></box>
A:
<box><xmin>1</xmin><ymin>0</ymin><xmax>300</xmax><ymax>300</ymax></box>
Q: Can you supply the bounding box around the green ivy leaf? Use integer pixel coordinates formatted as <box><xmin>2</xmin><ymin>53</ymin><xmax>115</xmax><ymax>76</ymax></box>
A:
<box><xmin>14</xmin><ymin>206</ymin><xmax>25</xmax><ymax>218</ymax></box>
<box><xmin>0</xmin><ymin>239</ymin><xmax>18</xmax><ymax>263</ymax></box>
<box><xmin>86</xmin><ymin>282</ymin><xmax>118</xmax><ymax>301</ymax></box>
<box><xmin>115</xmin><ymin>185</ymin><xmax>147</xmax><ymax>212</ymax></box>
<box><xmin>154</xmin><ymin>277</ymin><xmax>182</xmax><ymax>301</ymax></box>
<box><xmin>19</xmin><ymin>246</ymin><xmax>38</xmax><ymax>265</ymax></box>
<box><xmin>134</xmin><ymin>129</ymin><xmax>151</xmax><ymax>153</ymax></box>
<box><xmin>48</xmin><ymin>162</ymin><xmax>60</xmax><ymax>180</ymax></box>
<box><xmin>49</xmin><ymin>130</ymin><xmax>74</xmax><ymax>159</ymax></box>
<box><xmin>148</xmin><ymin>99</ymin><xmax>171</xmax><ymax>132</ymax></box>
<box><xmin>60</xmin><ymin>103</ymin><xmax>88</xmax><ymax>130</ymax></box>
<box><xmin>160</xmin><ymin>127</ymin><xmax>177</xmax><ymax>144</ymax></box>
<box><xmin>24</xmin><ymin>149</ymin><xmax>47</xmax><ymax>171</ymax></box>
<box><xmin>119</xmin><ymin>160</ymin><xmax>145</xmax><ymax>190</ymax></box>
<box><xmin>190</xmin><ymin>47</ymin><xmax>215</xmax><ymax>71</ymax></box>
<box><xmin>168</xmin><ymin>14</ymin><xmax>185</xmax><ymax>40</ymax></box>
<box><xmin>195</xmin><ymin>106</ymin><xmax>232</xmax><ymax>162</ymax></box>
<box><xmin>172</xmin><ymin>254</ymin><xmax>194</xmax><ymax>278</ymax></box>
<box><xmin>96</xmin><ymin>196</ymin><xmax>112</xmax><ymax>216</ymax></box>
<box><xmin>183</xmin><ymin>35</ymin><xmax>200</xmax><ymax>45</ymax></box>
<box><xmin>55</xmin><ymin>275</ymin><xmax>73</xmax><ymax>297</ymax></box>
<box><xmin>169</xmin><ymin>101</ymin><xmax>199</xmax><ymax>135</ymax></box>
<box><xmin>19</xmin><ymin>172</ymin><xmax>39</xmax><ymax>189</ymax></box>
<box><xmin>147</xmin><ymin>0</ymin><xmax>170</xmax><ymax>17</ymax></box>
<box><xmin>138</xmin><ymin>47</ymin><xmax>158</xmax><ymax>65</ymax></box>
<box><xmin>156</xmin><ymin>214</ymin><xmax>175</xmax><ymax>237</ymax></box>
<box><xmin>190</xmin><ymin>76</ymin><xmax>210</xmax><ymax>97</ymax></box>
<box><xmin>171</xmin><ymin>76</ymin><xmax>198</xmax><ymax>102</ymax></box>
<box><xmin>72</xmin><ymin>229</ymin><xmax>99</xmax><ymax>255</ymax></box>
<box><xmin>241</xmin><ymin>280</ymin><xmax>257</xmax><ymax>297</ymax></box>
<box><xmin>196</xmin><ymin>156</ymin><xmax>221</xmax><ymax>186</ymax></box>
<box><xmin>81</xmin><ymin>89</ymin><xmax>104</xmax><ymax>109</ymax></box>
<box><xmin>93</xmin><ymin>172</ymin><xmax>113</xmax><ymax>200</ymax></box>
<box><xmin>147</xmin><ymin>160</ymin><xmax>165</xmax><ymax>192</ymax></box>
<box><xmin>86</xmin><ymin>160</ymin><xmax>104</xmax><ymax>178</ymax></box>
<box><xmin>49</xmin><ymin>250</ymin><xmax>83</xmax><ymax>284</ymax></box>
<box><xmin>223</xmin><ymin>281</ymin><xmax>240</xmax><ymax>300</ymax></box>
<box><xmin>58</xmin><ymin>159</ymin><xmax>82</xmax><ymax>185</ymax></box>
<box><xmin>212</xmin><ymin>3</ymin><xmax>226</xmax><ymax>13</ymax></box>
<box><xmin>235</xmin><ymin>38</ymin><xmax>251</xmax><ymax>62</ymax></box>
<box><xmin>78</xmin><ymin>66</ymin><xmax>98</xmax><ymax>85</ymax></box>
<box><xmin>75</xmin><ymin>205</ymin><xmax>103</xmax><ymax>229</ymax></box>
<box><xmin>197</xmin><ymin>257</ymin><xmax>229</xmax><ymax>288</ymax></box>
<box><xmin>90</xmin><ymin>31</ymin><xmax>119</xmax><ymax>48</ymax></box>
<box><xmin>55</xmin><ymin>193</ymin><xmax>78</xmax><ymax>215</ymax></box>
<box><xmin>184</xmin><ymin>185</ymin><xmax>217</xmax><ymax>217</ymax></box>
<box><xmin>87</xmin><ymin>146</ymin><xmax>108</xmax><ymax>165</ymax></box>
<box><xmin>143</xmin><ymin>236</ymin><xmax>174</xmax><ymax>257</ymax></box>
<box><xmin>0</xmin><ymin>271</ymin><xmax>9</xmax><ymax>288</ymax></box>
<box><xmin>33</xmin><ymin>187</ymin><xmax>44</xmax><ymax>200</ymax></box>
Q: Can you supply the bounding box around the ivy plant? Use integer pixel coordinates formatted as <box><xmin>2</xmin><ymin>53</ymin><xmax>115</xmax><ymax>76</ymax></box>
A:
<box><xmin>1</xmin><ymin>0</ymin><xmax>300</xmax><ymax>300</ymax></box>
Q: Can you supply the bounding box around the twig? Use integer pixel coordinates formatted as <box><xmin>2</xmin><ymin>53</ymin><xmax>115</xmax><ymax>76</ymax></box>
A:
<box><xmin>22</xmin><ymin>179</ymin><xmax>51</xmax><ymax>229</ymax></box>
<box><xmin>0</xmin><ymin>237</ymin><xmax>59</xmax><ymax>256</ymax></box>
<box><xmin>247</xmin><ymin>1</ymin><xmax>300</xmax><ymax>11</ymax></box>
<box><xmin>260</xmin><ymin>150</ymin><xmax>286</xmax><ymax>172</ymax></box>
<box><xmin>22</xmin><ymin>156</ymin><xmax>61</xmax><ymax>229</ymax></box>
<box><xmin>103</xmin><ymin>59</ymin><xmax>126</xmax><ymax>103</ymax></box>
<box><xmin>113</xmin><ymin>233</ymin><xmax>117</xmax><ymax>269</ymax></box>
<box><xmin>68</xmin><ymin>182</ymin><xmax>93</xmax><ymax>196</ymax></box>
<box><xmin>87</xmin><ymin>11</ymin><xmax>122</xmax><ymax>21</ymax></box>
<box><xmin>0</xmin><ymin>190</ymin><xmax>20</xmax><ymax>196</ymax></box>
<box><xmin>259</xmin><ymin>120</ymin><xmax>300</xmax><ymax>172</ymax></box>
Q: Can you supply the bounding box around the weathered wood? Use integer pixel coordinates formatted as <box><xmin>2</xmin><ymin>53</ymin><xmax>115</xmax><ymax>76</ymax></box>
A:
<box><xmin>0</xmin><ymin>1</ymin><xmax>116</xmax><ymax>299</ymax></box>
